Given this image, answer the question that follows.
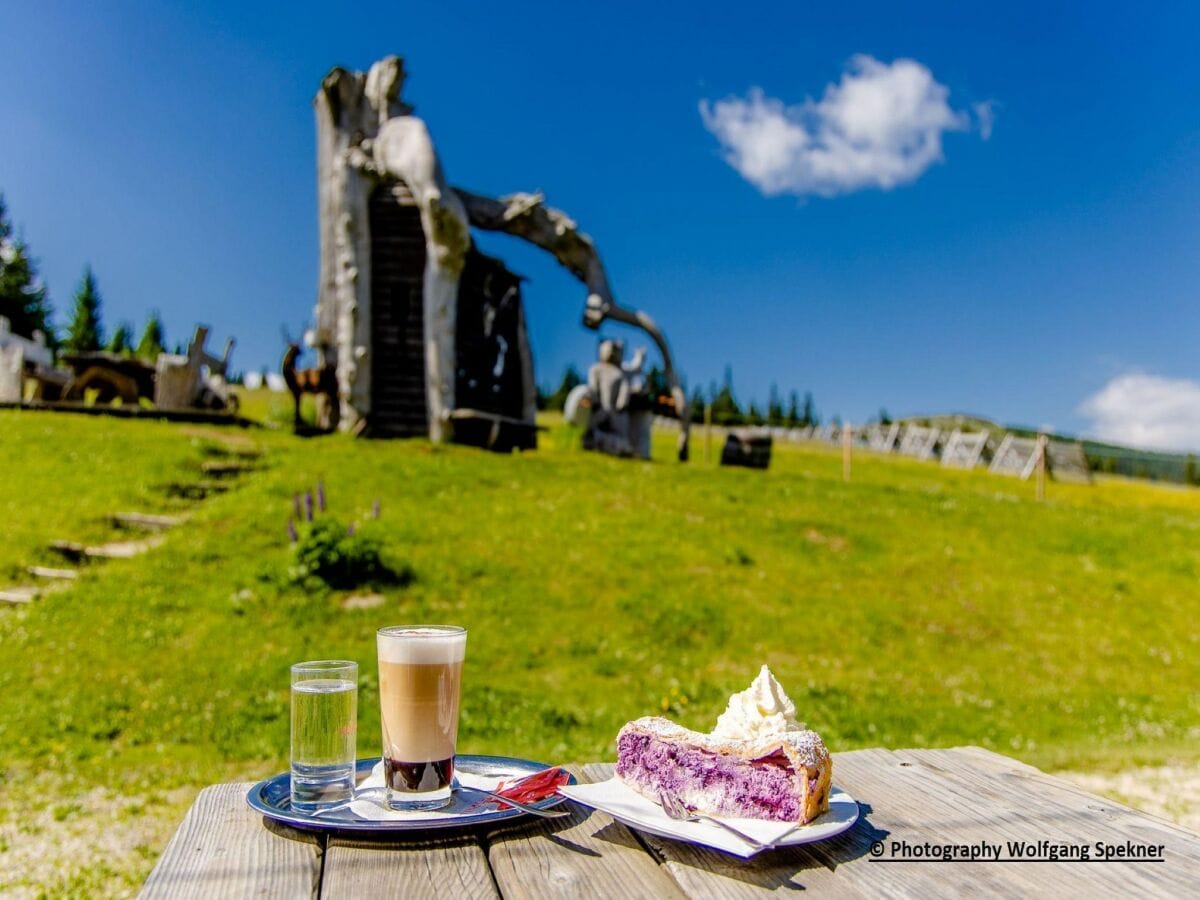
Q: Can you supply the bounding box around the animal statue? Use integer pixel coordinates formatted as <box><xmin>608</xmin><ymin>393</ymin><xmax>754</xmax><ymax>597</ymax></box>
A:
<box><xmin>281</xmin><ymin>342</ymin><xmax>337</xmax><ymax>431</ymax></box>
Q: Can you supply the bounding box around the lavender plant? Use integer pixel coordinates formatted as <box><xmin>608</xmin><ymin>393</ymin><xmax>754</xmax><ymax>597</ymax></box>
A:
<box><xmin>286</xmin><ymin>484</ymin><xmax>397</xmax><ymax>589</ymax></box>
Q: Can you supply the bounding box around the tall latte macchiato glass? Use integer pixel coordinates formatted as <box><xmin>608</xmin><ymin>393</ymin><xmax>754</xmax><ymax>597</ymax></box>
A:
<box><xmin>377</xmin><ymin>625</ymin><xmax>467</xmax><ymax>810</ymax></box>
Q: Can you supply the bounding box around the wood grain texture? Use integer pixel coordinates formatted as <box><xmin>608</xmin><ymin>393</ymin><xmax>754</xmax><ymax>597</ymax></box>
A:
<box><xmin>139</xmin><ymin>782</ymin><xmax>320</xmax><ymax>899</ymax></box>
<box><xmin>825</xmin><ymin>746</ymin><xmax>1200</xmax><ymax>898</ymax></box>
<box><xmin>321</xmin><ymin>834</ymin><xmax>497</xmax><ymax>899</ymax></box>
<box><xmin>145</xmin><ymin>750</ymin><xmax>1200</xmax><ymax>898</ymax></box>
<box><xmin>483</xmin><ymin>764</ymin><xmax>685</xmax><ymax>899</ymax></box>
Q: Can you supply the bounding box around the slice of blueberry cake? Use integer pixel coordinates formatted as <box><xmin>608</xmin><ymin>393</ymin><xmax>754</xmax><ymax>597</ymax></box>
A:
<box><xmin>615</xmin><ymin>667</ymin><xmax>832</xmax><ymax>824</ymax></box>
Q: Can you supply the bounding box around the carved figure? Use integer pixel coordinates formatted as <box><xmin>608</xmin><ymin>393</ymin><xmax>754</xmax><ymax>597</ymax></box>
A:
<box><xmin>154</xmin><ymin>326</ymin><xmax>236</xmax><ymax>411</ymax></box>
<box><xmin>313</xmin><ymin>56</ymin><xmax>689</xmax><ymax>459</ymax></box>
<box><xmin>582</xmin><ymin>340</ymin><xmax>633</xmax><ymax>457</ymax></box>
<box><xmin>282</xmin><ymin>342</ymin><xmax>338</xmax><ymax>431</ymax></box>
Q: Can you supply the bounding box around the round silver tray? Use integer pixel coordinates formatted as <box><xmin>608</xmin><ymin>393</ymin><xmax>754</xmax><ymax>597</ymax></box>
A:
<box><xmin>246</xmin><ymin>754</ymin><xmax>575</xmax><ymax>832</ymax></box>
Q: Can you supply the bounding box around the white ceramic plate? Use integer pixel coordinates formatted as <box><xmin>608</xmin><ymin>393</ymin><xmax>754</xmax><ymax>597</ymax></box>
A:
<box><xmin>559</xmin><ymin>778</ymin><xmax>859</xmax><ymax>859</ymax></box>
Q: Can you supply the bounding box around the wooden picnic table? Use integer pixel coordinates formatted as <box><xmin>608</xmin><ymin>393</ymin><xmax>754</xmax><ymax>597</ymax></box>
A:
<box><xmin>141</xmin><ymin>746</ymin><xmax>1200</xmax><ymax>897</ymax></box>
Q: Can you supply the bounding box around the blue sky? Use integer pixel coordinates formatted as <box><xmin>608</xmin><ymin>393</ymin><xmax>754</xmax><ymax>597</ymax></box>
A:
<box><xmin>3</xmin><ymin>1</ymin><xmax>1199</xmax><ymax>447</ymax></box>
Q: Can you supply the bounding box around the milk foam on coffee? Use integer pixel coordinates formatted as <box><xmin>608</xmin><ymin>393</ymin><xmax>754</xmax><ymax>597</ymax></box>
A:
<box><xmin>377</xmin><ymin>628</ymin><xmax>468</xmax><ymax>665</ymax></box>
<box><xmin>378</xmin><ymin>627</ymin><xmax>466</xmax><ymax>765</ymax></box>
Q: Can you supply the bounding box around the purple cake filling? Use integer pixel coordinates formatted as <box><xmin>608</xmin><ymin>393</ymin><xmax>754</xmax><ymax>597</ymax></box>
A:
<box><xmin>617</xmin><ymin>731</ymin><xmax>807</xmax><ymax>822</ymax></box>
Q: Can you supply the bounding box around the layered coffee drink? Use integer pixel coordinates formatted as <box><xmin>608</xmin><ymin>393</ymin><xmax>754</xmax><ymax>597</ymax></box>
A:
<box><xmin>377</xmin><ymin>625</ymin><xmax>467</xmax><ymax>810</ymax></box>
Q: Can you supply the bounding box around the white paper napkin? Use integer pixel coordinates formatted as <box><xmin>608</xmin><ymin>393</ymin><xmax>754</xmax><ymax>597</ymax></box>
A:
<box><xmin>346</xmin><ymin>761</ymin><xmax>517</xmax><ymax>821</ymax></box>
<box><xmin>558</xmin><ymin>778</ymin><xmax>858</xmax><ymax>858</ymax></box>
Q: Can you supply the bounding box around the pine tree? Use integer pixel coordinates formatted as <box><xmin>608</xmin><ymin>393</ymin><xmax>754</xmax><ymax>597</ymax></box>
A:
<box><xmin>645</xmin><ymin>365</ymin><xmax>669</xmax><ymax>401</ymax></box>
<box><xmin>545</xmin><ymin>364</ymin><xmax>583</xmax><ymax>411</ymax></box>
<box><xmin>746</xmin><ymin>401</ymin><xmax>765</xmax><ymax>426</ymax></box>
<box><xmin>710</xmin><ymin>364</ymin><xmax>742</xmax><ymax>425</ymax></box>
<box><xmin>801</xmin><ymin>391</ymin><xmax>817</xmax><ymax>428</ymax></box>
<box><xmin>63</xmin><ymin>266</ymin><xmax>105</xmax><ymax>354</ymax></box>
<box><xmin>767</xmin><ymin>383</ymin><xmax>784</xmax><ymax>427</ymax></box>
<box><xmin>136</xmin><ymin>311</ymin><xmax>166</xmax><ymax>360</ymax></box>
<box><xmin>786</xmin><ymin>390</ymin><xmax>801</xmax><ymax>428</ymax></box>
<box><xmin>0</xmin><ymin>195</ymin><xmax>56</xmax><ymax>348</ymax></box>
<box><xmin>108</xmin><ymin>322</ymin><xmax>134</xmax><ymax>355</ymax></box>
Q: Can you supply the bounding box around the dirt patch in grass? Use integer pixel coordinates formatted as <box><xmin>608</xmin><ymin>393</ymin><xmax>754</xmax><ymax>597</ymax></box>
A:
<box><xmin>0</xmin><ymin>777</ymin><xmax>196</xmax><ymax>898</ymax></box>
<box><xmin>1059</xmin><ymin>764</ymin><xmax>1200</xmax><ymax>832</ymax></box>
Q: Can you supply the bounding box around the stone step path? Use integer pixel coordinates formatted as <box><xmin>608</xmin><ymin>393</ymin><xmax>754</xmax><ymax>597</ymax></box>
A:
<box><xmin>49</xmin><ymin>536</ymin><xmax>165</xmax><ymax>562</ymax></box>
<box><xmin>1</xmin><ymin>581</ymin><xmax>71</xmax><ymax>605</ymax></box>
<box><xmin>163</xmin><ymin>481</ymin><xmax>229</xmax><ymax>501</ymax></box>
<box><xmin>200</xmin><ymin>460</ymin><xmax>258</xmax><ymax>478</ymax></box>
<box><xmin>27</xmin><ymin>566</ymin><xmax>78</xmax><ymax>580</ymax></box>
<box><xmin>112</xmin><ymin>512</ymin><xmax>185</xmax><ymax>531</ymax></box>
<box><xmin>3</xmin><ymin>440</ymin><xmax>261</xmax><ymax>609</ymax></box>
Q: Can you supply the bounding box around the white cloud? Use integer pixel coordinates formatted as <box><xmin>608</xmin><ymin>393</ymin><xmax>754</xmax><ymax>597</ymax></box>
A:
<box><xmin>700</xmin><ymin>55</ymin><xmax>987</xmax><ymax>198</ymax></box>
<box><xmin>1079</xmin><ymin>372</ymin><xmax>1200</xmax><ymax>452</ymax></box>
<box><xmin>973</xmin><ymin>100</ymin><xmax>995</xmax><ymax>141</ymax></box>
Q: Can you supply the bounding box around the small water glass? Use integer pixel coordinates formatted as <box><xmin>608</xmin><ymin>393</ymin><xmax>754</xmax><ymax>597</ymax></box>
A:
<box><xmin>290</xmin><ymin>660</ymin><xmax>358</xmax><ymax>812</ymax></box>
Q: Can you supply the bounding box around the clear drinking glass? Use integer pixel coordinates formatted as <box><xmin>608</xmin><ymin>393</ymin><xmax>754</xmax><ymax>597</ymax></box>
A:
<box><xmin>290</xmin><ymin>659</ymin><xmax>358</xmax><ymax>811</ymax></box>
<box><xmin>377</xmin><ymin>625</ymin><xmax>467</xmax><ymax>811</ymax></box>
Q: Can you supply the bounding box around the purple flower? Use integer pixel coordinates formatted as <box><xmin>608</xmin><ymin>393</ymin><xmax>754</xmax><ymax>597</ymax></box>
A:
<box><xmin>304</xmin><ymin>491</ymin><xmax>314</xmax><ymax>522</ymax></box>
<box><xmin>287</xmin><ymin>519</ymin><xmax>298</xmax><ymax>543</ymax></box>
<box><xmin>372</xmin><ymin>498</ymin><xmax>381</xmax><ymax>520</ymax></box>
<box><xmin>317</xmin><ymin>480</ymin><xmax>326</xmax><ymax>513</ymax></box>
<box><xmin>346</xmin><ymin>523</ymin><xmax>356</xmax><ymax>537</ymax></box>
<box><xmin>292</xmin><ymin>494</ymin><xmax>301</xmax><ymax>519</ymax></box>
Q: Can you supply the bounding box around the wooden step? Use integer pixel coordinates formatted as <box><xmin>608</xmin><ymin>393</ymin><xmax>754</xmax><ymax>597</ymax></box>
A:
<box><xmin>27</xmin><ymin>566</ymin><xmax>78</xmax><ymax>580</ymax></box>
<box><xmin>0</xmin><ymin>586</ymin><xmax>38</xmax><ymax>604</ymax></box>
<box><xmin>200</xmin><ymin>460</ymin><xmax>256</xmax><ymax>477</ymax></box>
<box><xmin>112</xmin><ymin>512</ymin><xmax>185</xmax><ymax>531</ymax></box>
<box><xmin>50</xmin><ymin>536</ymin><xmax>164</xmax><ymax>561</ymax></box>
<box><xmin>163</xmin><ymin>481</ymin><xmax>230</xmax><ymax>500</ymax></box>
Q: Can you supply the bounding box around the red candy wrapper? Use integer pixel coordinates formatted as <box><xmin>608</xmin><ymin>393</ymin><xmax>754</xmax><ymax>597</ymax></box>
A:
<box><xmin>494</xmin><ymin>767</ymin><xmax>570</xmax><ymax>806</ymax></box>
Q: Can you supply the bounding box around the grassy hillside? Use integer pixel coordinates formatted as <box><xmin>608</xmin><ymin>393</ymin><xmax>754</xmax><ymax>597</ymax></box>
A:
<box><xmin>1</xmin><ymin>402</ymin><xmax>1198</xmax><ymax>890</ymax></box>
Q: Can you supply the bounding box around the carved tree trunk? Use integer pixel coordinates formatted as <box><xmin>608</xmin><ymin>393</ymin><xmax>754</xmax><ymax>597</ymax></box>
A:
<box><xmin>314</xmin><ymin>57</ymin><xmax>469</xmax><ymax>440</ymax></box>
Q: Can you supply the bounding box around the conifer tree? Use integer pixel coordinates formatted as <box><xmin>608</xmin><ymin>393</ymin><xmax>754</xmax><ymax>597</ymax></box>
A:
<box><xmin>710</xmin><ymin>364</ymin><xmax>742</xmax><ymax>425</ymax></box>
<box><xmin>107</xmin><ymin>322</ymin><xmax>134</xmax><ymax>355</ymax></box>
<box><xmin>64</xmin><ymin>266</ymin><xmax>104</xmax><ymax>354</ymax></box>
<box><xmin>801</xmin><ymin>391</ymin><xmax>818</xmax><ymax>428</ymax></box>
<box><xmin>767</xmin><ymin>383</ymin><xmax>785</xmax><ymax>426</ymax></box>
<box><xmin>0</xmin><ymin>195</ymin><xmax>56</xmax><ymax>348</ymax></box>
<box><xmin>546</xmin><ymin>364</ymin><xmax>583</xmax><ymax>411</ymax></box>
<box><xmin>136</xmin><ymin>311</ymin><xmax>166</xmax><ymax>360</ymax></box>
<box><xmin>786</xmin><ymin>390</ymin><xmax>801</xmax><ymax>428</ymax></box>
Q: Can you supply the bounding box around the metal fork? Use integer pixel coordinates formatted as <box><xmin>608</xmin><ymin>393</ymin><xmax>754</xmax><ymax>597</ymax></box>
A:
<box><xmin>310</xmin><ymin>786</ymin><xmax>570</xmax><ymax>819</ymax></box>
<box><xmin>471</xmin><ymin>788</ymin><xmax>571</xmax><ymax>819</ymax></box>
<box><xmin>657</xmin><ymin>792</ymin><xmax>773</xmax><ymax>849</ymax></box>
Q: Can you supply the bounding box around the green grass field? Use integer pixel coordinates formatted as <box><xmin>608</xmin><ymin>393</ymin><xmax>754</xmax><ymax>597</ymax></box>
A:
<box><xmin>1</xmin><ymin>396</ymin><xmax>1198</xmax><ymax>892</ymax></box>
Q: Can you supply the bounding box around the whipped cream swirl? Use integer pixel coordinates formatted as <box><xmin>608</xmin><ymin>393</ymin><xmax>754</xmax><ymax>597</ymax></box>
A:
<box><xmin>712</xmin><ymin>665</ymin><xmax>803</xmax><ymax>741</ymax></box>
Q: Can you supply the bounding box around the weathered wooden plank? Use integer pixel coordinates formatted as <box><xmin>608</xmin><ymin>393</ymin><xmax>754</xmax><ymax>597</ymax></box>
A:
<box><xmin>140</xmin><ymin>782</ymin><xmax>320</xmax><ymax>899</ymax></box>
<box><xmin>821</xmin><ymin>747</ymin><xmax>1200</xmax><ymax>898</ymax></box>
<box><xmin>321</xmin><ymin>834</ymin><xmax>497</xmax><ymax>899</ymax></box>
<box><xmin>484</xmin><ymin>764</ymin><xmax>685</xmax><ymax>899</ymax></box>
